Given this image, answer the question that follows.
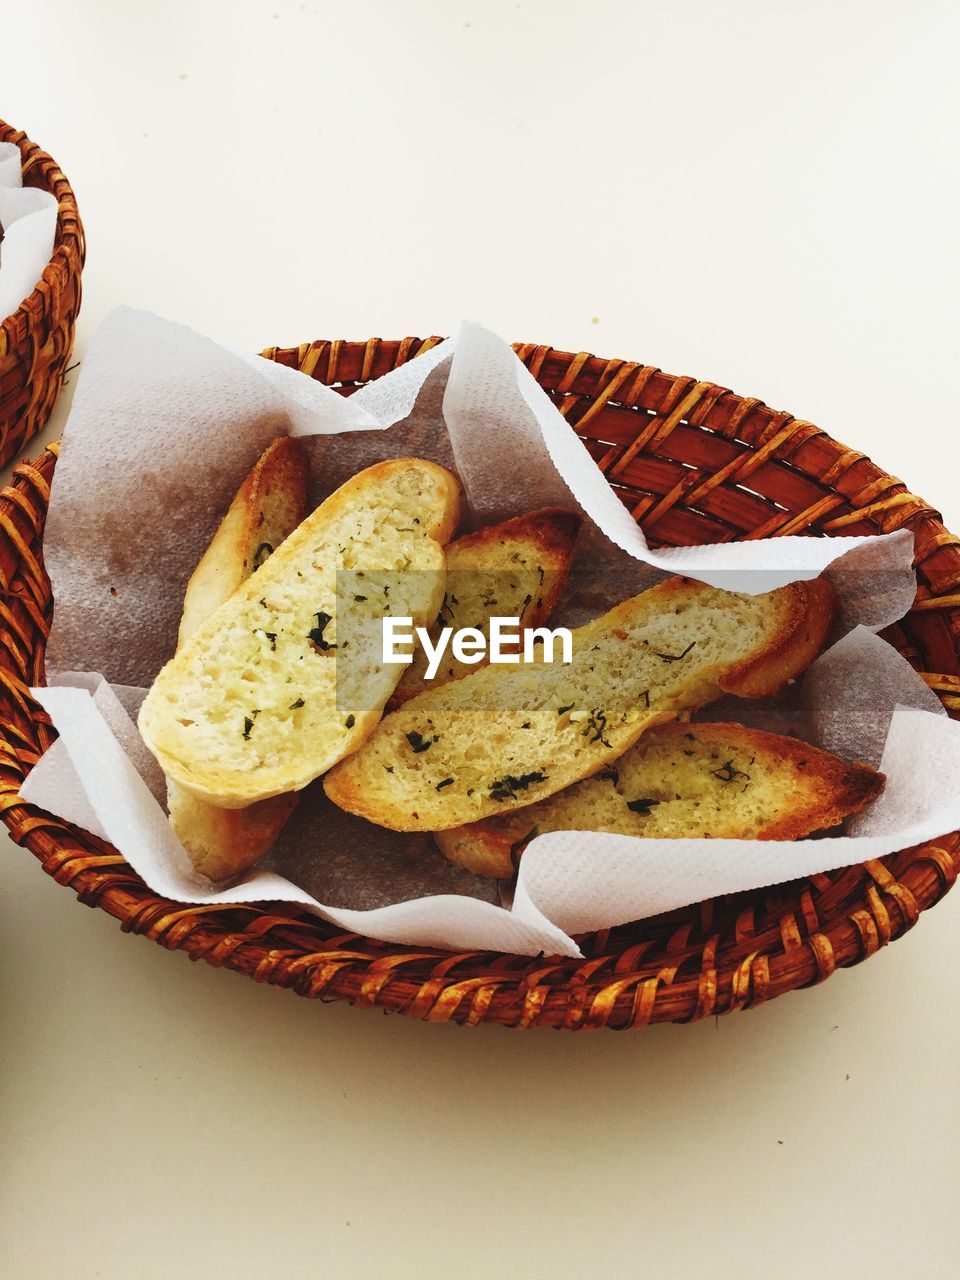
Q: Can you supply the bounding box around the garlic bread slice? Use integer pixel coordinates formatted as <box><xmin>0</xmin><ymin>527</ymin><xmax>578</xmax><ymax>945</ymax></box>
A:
<box><xmin>435</xmin><ymin>721</ymin><xmax>884</xmax><ymax>877</ymax></box>
<box><xmin>391</xmin><ymin>508</ymin><xmax>580</xmax><ymax>706</ymax></box>
<box><xmin>178</xmin><ymin>437</ymin><xmax>310</xmax><ymax>648</ymax></box>
<box><xmin>167</xmin><ymin>437</ymin><xmax>310</xmax><ymax>880</ymax></box>
<box><xmin>140</xmin><ymin>458</ymin><xmax>460</xmax><ymax>807</ymax></box>
<box><xmin>323</xmin><ymin>576</ymin><xmax>835</xmax><ymax>831</ymax></box>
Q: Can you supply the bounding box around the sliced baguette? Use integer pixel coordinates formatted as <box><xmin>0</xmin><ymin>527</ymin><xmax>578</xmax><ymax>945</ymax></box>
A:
<box><xmin>435</xmin><ymin>721</ymin><xmax>884</xmax><ymax>877</ymax></box>
<box><xmin>139</xmin><ymin>458</ymin><xmax>461</xmax><ymax>807</ymax></box>
<box><xmin>168</xmin><ymin>787</ymin><xmax>299</xmax><ymax>881</ymax></box>
<box><xmin>323</xmin><ymin>576</ymin><xmax>836</xmax><ymax>831</ymax></box>
<box><xmin>178</xmin><ymin>437</ymin><xmax>310</xmax><ymax>648</ymax></box>
<box><xmin>390</xmin><ymin>508</ymin><xmax>580</xmax><ymax>706</ymax></box>
<box><xmin>167</xmin><ymin>438</ymin><xmax>310</xmax><ymax>880</ymax></box>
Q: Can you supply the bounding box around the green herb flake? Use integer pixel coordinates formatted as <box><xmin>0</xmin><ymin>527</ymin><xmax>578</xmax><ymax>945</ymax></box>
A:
<box><xmin>345</xmin><ymin>713</ymin><xmax>356</xmax><ymax>729</ymax></box>
<box><xmin>710</xmin><ymin>760</ymin><xmax>750</xmax><ymax>784</ymax></box>
<box><xmin>289</xmin><ymin>697</ymin><xmax>305</xmax><ymax>710</ymax></box>
<box><xmin>488</xmin><ymin>771</ymin><xmax>548</xmax><ymax>802</ymax></box>
<box><xmin>653</xmin><ymin>640</ymin><xmax>696</xmax><ymax>663</ymax></box>
<box><xmin>626</xmin><ymin>797</ymin><xmax>660</xmax><ymax>815</ymax></box>
<box><xmin>253</xmin><ymin>542</ymin><xmax>273</xmax><ymax>569</ymax></box>
<box><xmin>435</xmin><ymin>777</ymin><xmax>454</xmax><ymax>791</ymax></box>
<box><xmin>307</xmin><ymin>610</ymin><xmax>336</xmax><ymax>651</ymax></box>
<box><xmin>584</xmin><ymin>708</ymin><xmax>612</xmax><ymax>747</ymax></box>
<box><xmin>354</xmin><ymin>594</ymin><xmax>368</xmax><ymax>602</ymax></box>
<box><xmin>406</xmin><ymin>731</ymin><xmax>436</xmax><ymax>753</ymax></box>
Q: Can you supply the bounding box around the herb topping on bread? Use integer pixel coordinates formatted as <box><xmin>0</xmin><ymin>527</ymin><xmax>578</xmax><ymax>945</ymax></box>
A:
<box><xmin>323</xmin><ymin>576</ymin><xmax>836</xmax><ymax>831</ymax></box>
<box><xmin>435</xmin><ymin>721</ymin><xmax>883</xmax><ymax>877</ymax></box>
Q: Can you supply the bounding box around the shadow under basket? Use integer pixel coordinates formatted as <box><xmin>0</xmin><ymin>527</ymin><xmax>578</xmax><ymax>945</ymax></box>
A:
<box><xmin>0</xmin><ymin>120</ymin><xmax>84</xmax><ymax>468</ymax></box>
<box><xmin>4</xmin><ymin>338</ymin><xmax>960</xmax><ymax>1029</ymax></box>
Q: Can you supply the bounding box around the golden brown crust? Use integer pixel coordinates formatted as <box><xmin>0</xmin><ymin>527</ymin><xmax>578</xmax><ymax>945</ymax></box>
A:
<box><xmin>434</xmin><ymin>824</ymin><xmax>517</xmax><ymax>878</ymax></box>
<box><xmin>167</xmin><ymin>787</ymin><xmax>299</xmax><ymax>882</ymax></box>
<box><xmin>750</xmin><ymin>742</ymin><xmax>883</xmax><ymax>838</ymax></box>
<box><xmin>435</xmin><ymin>721</ymin><xmax>884</xmax><ymax>878</ymax></box>
<box><xmin>421</xmin><ymin>464</ymin><xmax>462</xmax><ymax>548</ymax></box>
<box><xmin>452</xmin><ymin>508</ymin><xmax>581</xmax><ymax>562</ymax></box>
<box><xmin>720</xmin><ymin>578</ymin><xmax>836</xmax><ymax>697</ymax></box>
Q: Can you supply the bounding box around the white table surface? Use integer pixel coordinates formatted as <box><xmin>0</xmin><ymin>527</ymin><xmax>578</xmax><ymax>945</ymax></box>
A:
<box><xmin>3</xmin><ymin>2</ymin><xmax>959</xmax><ymax>1276</ymax></box>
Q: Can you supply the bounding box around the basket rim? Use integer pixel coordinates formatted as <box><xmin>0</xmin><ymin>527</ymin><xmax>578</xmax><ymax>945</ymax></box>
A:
<box><xmin>0</xmin><ymin>119</ymin><xmax>84</xmax><ymax>359</ymax></box>
<box><xmin>3</xmin><ymin>336</ymin><xmax>959</xmax><ymax>1029</ymax></box>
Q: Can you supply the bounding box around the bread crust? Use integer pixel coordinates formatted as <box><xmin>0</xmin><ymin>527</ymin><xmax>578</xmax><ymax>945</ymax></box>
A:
<box><xmin>452</xmin><ymin>508</ymin><xmax>580</xmax><ymax>563</ymax></box>
<box><xmin>168</xmin><ymin>786</ymin><xmax>299</xmax><ymax>881</ymax></box>
<box><xmin>435</xmin><ymin>721</ymin><xmax>884</xmax><ymax>877</ymax></box>
<box><xmin>323</xmin><ymin>576</ymin><xmax>837</xmax><ymax>832</ymax></box>
<box><xmin>720</xmin><ymin>578</ymin><xmax>836</xmax><ymax>697</ymax></box>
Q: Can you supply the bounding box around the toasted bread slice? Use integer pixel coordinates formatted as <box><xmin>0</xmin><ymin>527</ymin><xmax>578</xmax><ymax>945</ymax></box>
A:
<box><xmin>140</xmin><ymin>459</ymin><xmax>461</xmax><ymax>807</ymax></box>
<box><xmin>390</xmin><ymin>509</ymin><xmax>580</xmax><ymax>706</ymax></box>
<box><xmin>167</xmin><ymin>438</ymin><xmax>310</xmax><ymax>880</ymax></box>
<box><xmin>434</xmin><ymin>721</ymin><xmax>884</xmax><ymax>877</ymax></box>
<box><xmin>178</xmin><ymin>437</ymin><xmax>310</xmax><ymax>648</ymax></box>
<box><xmin>323</xmin><ymin>576</ymin><xmax>835</xmax><ymax>831</ymax></box>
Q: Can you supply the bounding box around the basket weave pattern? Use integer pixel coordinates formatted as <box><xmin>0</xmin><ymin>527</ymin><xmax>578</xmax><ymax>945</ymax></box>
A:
<box><xmin>2</xmin><ymin>337</ymin><xmax>958</xmax><ymax>1029</ymax></box>
<box><xmin>0</xmin><ymin>120</ymin><xmax>84</xmax><ymax>469</ymax></box>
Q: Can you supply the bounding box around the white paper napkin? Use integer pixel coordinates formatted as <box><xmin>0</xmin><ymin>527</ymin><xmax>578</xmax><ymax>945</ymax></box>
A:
<box><xmin>22</xmin><ymin>306</ymin><xmax>959</xmax><ymax>957</ymax></box>
<box><xmin>0</xmin><ymin>142</ymin><xmax>57</xmax><ymax>322</ymax></box>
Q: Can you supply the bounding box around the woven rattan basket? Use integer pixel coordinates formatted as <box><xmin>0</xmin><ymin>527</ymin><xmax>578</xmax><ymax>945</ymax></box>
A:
<box><xmin>0</xmin><ymin>120</ymin><xmax>84</xmax><ymax>469</ymax></box>
<box><xmin>3</xmin><ymin>337</ymin><xmax>959</xmax><ymax>1029</ymax></box>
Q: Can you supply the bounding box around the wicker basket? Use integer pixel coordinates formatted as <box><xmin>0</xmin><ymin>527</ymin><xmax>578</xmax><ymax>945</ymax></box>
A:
<box><xmin>3</xmin><ymin>337</ymin><xmax>958</xmax><ymax>1029</ymax></box>
<box><xmin>0</xmin><ymin>120</ymin><xmax>84</xmax><ymax>469</ymax></box>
